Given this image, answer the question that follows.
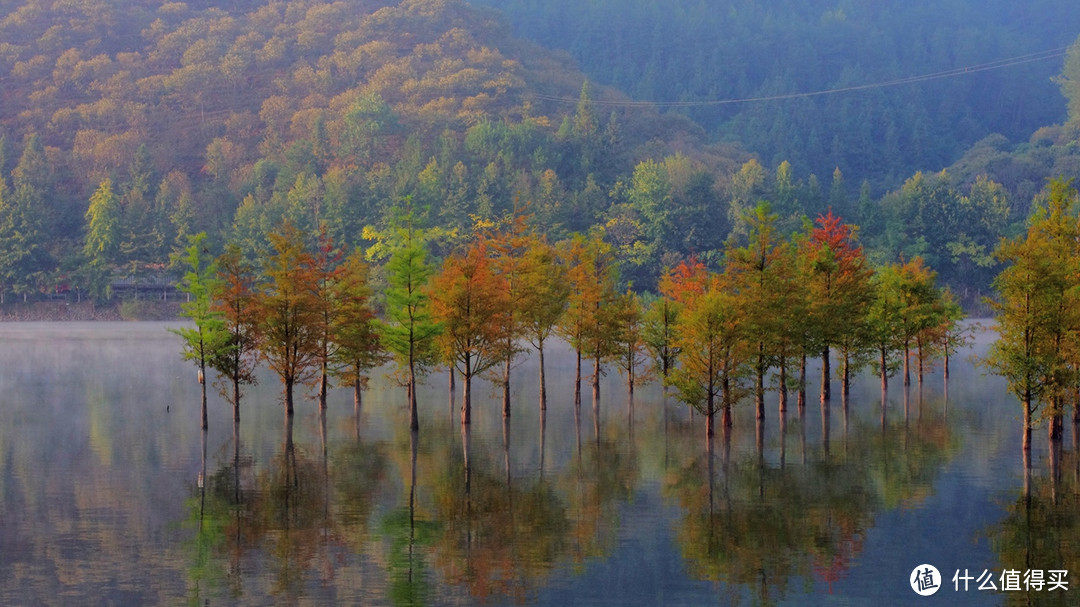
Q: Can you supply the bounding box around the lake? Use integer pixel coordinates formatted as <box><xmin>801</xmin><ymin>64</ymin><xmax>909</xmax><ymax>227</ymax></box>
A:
<box><xmin>0</xmin><ymin>322</ymin><xmax>1075</xmax><ymax>605</ymax></box>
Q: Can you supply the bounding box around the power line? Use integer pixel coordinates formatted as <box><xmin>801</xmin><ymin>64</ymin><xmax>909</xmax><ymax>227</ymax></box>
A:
<box><xmin>527</xmin><ymin>46</ymin><xmax>1072</xmax><ymax>108</ymax></box>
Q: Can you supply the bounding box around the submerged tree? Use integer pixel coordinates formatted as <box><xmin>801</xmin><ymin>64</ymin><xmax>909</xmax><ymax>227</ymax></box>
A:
<box><xmin>212</xmin><ymin>244</ymin><xmax>259</xmax><ymax>423</ymax></box>
<box><xmin>257</xmin><ymin>222</ymin><xmax>320</xmax><ymax>416</ymax></box>
<box><xmin>518</xmin><ymin>234</ymin><xmax>569</xmax><ymax>411</ymax></box>
<box><xmin>331</xmin><ymin>249</ymin><xmax>386</xmax><ymax>415</ymax></box>
<box><xmin>430</xmin><ymin>236</ymin><xmax>510</xmax><ymax>425</ymax></box>
<box><xmin>988</xmin><ymin>178</ymin><xmax>1080</xmax><ymax>459</ymax></box>
<box><xmin>801</xmin><ymin>210</ymin><xmax>872</xmax><ymax>403</ymax></box>
<box><xmin>664</xmin><ymin>259</ymin><xmax>745</xmax><ymax>438</ymax></box>
<box><xmin>379</xmin><ymin>210</ymin><xmax>441</xmax><ymax>431</ymax></box>
<box><xmin>172</xmin><ymin>232</ymin><xmax>226</xmax><ymax>430</ymax></box>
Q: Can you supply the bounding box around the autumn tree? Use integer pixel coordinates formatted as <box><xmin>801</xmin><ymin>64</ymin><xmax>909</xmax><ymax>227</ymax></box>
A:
<box><xmin>726</xmin><ymin>203</ymin><xmax>799</xmax><ymax>421</ymax></box>
<box><xmin>488</xmin><ymin>209</ymin><xmax>533</xmax><ymax>417</ymax></box>
<box><xmin>988</xmin><ymin>178</ymin><xmax>1080</xmax><ymax>459</ymax></box>
<box><xmin>665</xmin><ymin>262</ymin><xmax>744</xmax><ymax>439</ymax></box>
<box><xmin>894</xmin><ymin>257</ymin><xmax>941</xmax><ymax>387</ymax></box>
<box><xmin>518</xmin><ymin>233</ymin><xmax>569</xmax><ymax>411</ymax></box>
<box><xmin>801</xmin><ymin>210</ymin><xmax>873</xmax><ymax>402</ymax></box>
<box><xmin>865</xmin><ymin>263</ymin><xmax>905</xmax><ymax>393</ymax></box>
<box><xmin>171</xmin><ymin>232</ymin><xmax>226</xmax><ymax>430</ymax></box>
<box><xmin>612</xmin><ymin>289</ymin><xmax>647</xmax><ymax>399</ymax></box>
<box><xmin>331</xmin><ymin>249</ymin><xmax>386</xmax><ymax>415</ymax></box>
<box><xmin>306</xmin><ymin>227</ymin><xmax>345</xmax><ymax>410</ymax></box>
<box><xmin>212</xmin><ymin>244</ymin><xmax>259</xmax><ymax>423</ymax></box>
<box><xmin>430</xmin><ymin>236</ymin><xmax>510</xmax><ymax>425</ymax></box>
<box><xmin>575</xmin><ymin>231</ymin><xmax>623</xmax><ymax>408</ymax></box>
<box><xmin>257</xmin><ymin>222</ymin><xmax>320</xmax><ymax>416</ymax></box>
<box><xmin>641</xmin><ymin>291</ymin><xmax>680</xmax><ymax>388</ymax></box>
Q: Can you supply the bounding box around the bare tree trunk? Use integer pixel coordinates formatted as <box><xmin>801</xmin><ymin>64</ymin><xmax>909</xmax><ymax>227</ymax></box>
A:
<box><xmin>574</xmin><ymin>348</ymin><xmax>582</xmax><ymax>410</ymax></box>
<box><xmin>319</xmin><ymin>365</ymin><xmax>328</xmax><ymax>410</ymax></box>
<box><xmin>820</xmin><ymin>346</ymin><xmax>831</xmax><ymax>402</ymax></box>
<box><xmin>1022</xmin><ymin>392</ymin><xmax>1032</xmax><ymax>460</ymax></box>
<box><xmin>798</xmin><ymin>353</ymin><xmax>807</xmax><ymax>417</ymax></box>
<box><xmin>461</xmin><ymin>369</ymin><xmax>472</xmax><ymax>425</ymax></box>
<box><xmin>502</xmin><ymin>351</ymin><xmax>512</xmax><ymax>418</ymax></box>
<box><xmin>538</xmin><ymin>340</ymin><xmax>547</xmax><ymax>412</ymax></box>
<box><xmin>903</xmin><ymin>340</ymin><xmax>911</xmax><ymax>387</ymax></box>
<box><xmin>778</xmin><ymin>354</ymin><xmax>788</xmax><ymax>419</ymax></box>
<box><xmin>408</xmin><ymin>358</ymin><xmax>418</xmax><ymax>431</ymax></box>
<box><xmin>879</xmin><ymin>347</ymin><xmax>888</xmax><ymax>394</ymax></box>
<box><xmin>755</xmin><ymin>342</ymin><xmax>765</xmax><ymax>421</ymax></box>
<box><xmin>199</xmin><ymin>355</ymin><xmax>208</xmax><ymax>431</ymax></box>
<box><xmin>841</xmin><ymin>350</ymin><xmax>851</xmax><ymax>402</ymax></box>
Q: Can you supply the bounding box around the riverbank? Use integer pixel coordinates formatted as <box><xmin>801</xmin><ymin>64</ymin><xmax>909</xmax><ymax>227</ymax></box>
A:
<box><xmin>0</xmin><ymin>300</ymin><xmax>182</xmax><ymax>321</ymax></box>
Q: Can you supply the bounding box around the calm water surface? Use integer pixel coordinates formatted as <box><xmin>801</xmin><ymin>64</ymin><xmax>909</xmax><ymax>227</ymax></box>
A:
<box><xmin>0</xmin><ymin>322</ymin><xmax>1075</xmax><ymax>605</ymax></box>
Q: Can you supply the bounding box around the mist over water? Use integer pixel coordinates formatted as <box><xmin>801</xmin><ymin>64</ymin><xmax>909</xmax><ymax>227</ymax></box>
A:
<box><xmin>0</xmin><ymin>322</ymin><xmax>1068</xmax><ymax>605</ymax></box>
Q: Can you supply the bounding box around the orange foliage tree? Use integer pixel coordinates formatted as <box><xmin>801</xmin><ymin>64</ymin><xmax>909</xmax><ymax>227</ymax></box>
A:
<box><xmin>430</xmin><ymin>236</ymin><xmax>512</xmax><ymax>425</ymax></box>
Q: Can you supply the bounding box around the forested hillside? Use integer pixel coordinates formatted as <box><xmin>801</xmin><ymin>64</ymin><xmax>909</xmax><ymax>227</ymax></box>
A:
<box><xmin>0</xmin><ymin>0</ymin><xmax>1075</xmax><ymax>307</ymax></box>
<box><xmin>470</xmin><ymin>0</ymin><xmax>1080</xmax><ymax>192</ymax></box>
<box><xmin>0</xmin><ymin>0</ymin><xmax>742</xmax><ymax>299</ymax></box>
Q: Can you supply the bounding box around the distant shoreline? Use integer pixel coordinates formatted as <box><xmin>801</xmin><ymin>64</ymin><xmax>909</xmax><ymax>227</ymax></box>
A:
<box><xmin>0</xmin><ymin>300</ymin><xmax>181</xmax><ymax>322</ymax></box>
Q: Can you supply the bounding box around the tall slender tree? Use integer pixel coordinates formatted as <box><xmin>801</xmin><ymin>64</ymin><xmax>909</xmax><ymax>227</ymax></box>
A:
<box><xmin>212</xmin><ymin>244</ymin><xmax>259</xmax><ymax>423</ymax></box>
<box><xmin>518</xmin><ymin>234</ymin><xmax>569</xmax><ymax>411</ymax></box>
<box><xmin>171</xmin><ymin>232</ymin><xmax>226</xmax><ymax>430</ymax></box>
<box><xmin>257</xmin><ymin>222</ymin><xmax>320</xmax><ymax>416</ymax></box>
<box><xmin>331</xmin><ymin>249</ymin><xmax>386</xmax><ymax>415</ymax></box>
<box><xmin>988</xmin><ymin>178</ymin><xmax>1080</xmax><ymax>459</ymax></box>
<box><xmin>380</xmin><ymin>211</ymin><xmax>441</xmax><ymax>431</ymax></box>
<box><xmin>430</xmin><ymin>237</ymin><xmax>511</xmax><ymax>425</ymax></box>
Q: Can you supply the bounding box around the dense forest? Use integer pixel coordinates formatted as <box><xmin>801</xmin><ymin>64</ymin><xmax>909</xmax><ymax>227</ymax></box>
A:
<box><xmin>0</xmin><ymin>0</ymin><xmax>1077</xmax><ymax>307</ymax></box>
<box><xmin>472</xmin><ymin>0</ymin><xmax>1080</xmax><ymax>192</ymax></box>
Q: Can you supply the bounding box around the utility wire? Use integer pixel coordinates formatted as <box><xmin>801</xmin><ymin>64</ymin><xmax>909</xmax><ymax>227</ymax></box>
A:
<box><xmin>527</xmin><ymin>46</ymin><xmax>1072</xmax><ymax>108</ymax></box>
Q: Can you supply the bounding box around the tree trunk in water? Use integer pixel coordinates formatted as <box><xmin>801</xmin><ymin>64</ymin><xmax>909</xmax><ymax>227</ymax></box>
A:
<box><xmin>778</xmin><ymin>355</ymin><xmax>788</xmax><ymax>419</ymax></box>
<box><xmin>354</xmin><ymin>377</ymin><xmax>362</xmax><ymax>413</ymax></box>
<box><xmin>408</xmin><ymin>359</ymin><xmax>418</xmax><ymax>431</ymax></box>
<box><xmin>319</xmin><ymin>365</ymin><xmax>328</xmax><ymax>410</ymax></box>
<box><xmin>1022</xmin><ymin>393</ymin><xmax>1032</xmax><ymax>460</ymax></box>
<box><xmin>199</xmin><ymin>358</ymin><xmax>208</xmax><ymax>431</ymax></box>
<box><xmin>233</xmin><ymin>378</ymin><xmax>241</xmax><ymax>425</ymax></box>
<box><xmin>841</xmin><ymin>351</ymin><xmax>850</xmax><ymax>402</ymax></box>
<box><xmin>502</xmin><ymin>352</ymin><xmax>511</xmax><ymax>418</ymax></box>
<box><xmin>721</xmin><ymin>373</ymin><xmax>733</xmax><ymax>428</ymax></box>
<box><xmin>917</xmin><ymin>342</ymin><xmax>925</xmax><ymax>388</ymax></box>
<box><xmin>798</xmin><ymin>353</ymin><xmax>807</xmax><ymax>417</ymax></box>
<box><xmin>538</xmin><ymin>342</ymin><xmax>547</xmax><ymax>412</ymax></box>
<box><xmin>820</xmin><ymin>346</ymin><xmax>831</xmax><ymax>402</ymax></box>
<box><xmin>592</xmin><ymin>354</ymin><xmax>601</xmax><ymax>407</ymax></box>
<box><xmin>461</xmin><ymin>369</ymin><xmax>472</xmax><ymax>425</ymax></box>
<box><xmin>943</xmin><ymin>335</ymin><xmax>951</xmax><ymax>383</ymax></box>
<box><xmin>903</xmin><ymin>341</ymin><xmax>911</xmax><ymax>387</ymax></box>
<box><xmin>879</xmin><ymin>347</ymin><xmax>888</xmax><ymax>394</ymax></box>
<box><xmin>284</xmin><ymin>377</ymin><xmax>295</xmax><ymax>417</ymax></box>
<box><xmin>755</xmin><ymin>343</ymin><xmax>765</xmax><ymax>421</ymax></box>
<box><xmin>574</xmin><ymin>348</ymin><xmax>582</xmax><ymax>410</ymax></box>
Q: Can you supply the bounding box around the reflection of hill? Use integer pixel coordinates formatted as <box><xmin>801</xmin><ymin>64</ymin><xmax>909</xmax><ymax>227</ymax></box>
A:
<box><xmin>665</xmin><ymin>403</ymin><xmax>955</xmax><ymax>602</ymax></box>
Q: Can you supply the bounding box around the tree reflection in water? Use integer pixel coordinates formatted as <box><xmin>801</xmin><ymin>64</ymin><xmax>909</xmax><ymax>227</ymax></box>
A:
<box><xmin>177</xmin><ymin>384</ymin><xmax>961</xmax><ymax>605</ymax></box>
<box><xmin>665</xmin><ymin>398</ymin><xmax>954</xmax><ymax>603</ymax></box>
<box><xmin>991</xmin><ymin>445</ymin><xmax>1080</xmax><ymax>607</ymax></box>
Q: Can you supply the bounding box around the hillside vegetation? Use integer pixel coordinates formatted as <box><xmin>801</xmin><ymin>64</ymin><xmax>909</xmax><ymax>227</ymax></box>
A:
<box><xmin>0</xmin><ymin>0</ymin><xmax>1076</xmax><ymax>306</ymax></box>
<box><xmin>473</xmin><ymin>0</ymin><xmax>1080</xmax><ymax>192</ymax></box>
